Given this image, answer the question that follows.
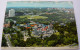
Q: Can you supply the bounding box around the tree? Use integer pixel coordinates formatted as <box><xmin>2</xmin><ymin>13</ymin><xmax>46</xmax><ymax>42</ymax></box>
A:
<box><xmin>48</xmin><ymin>40</ymin><xmax>57</xmax><ymax>46</ymax></box>
<box><xmin>1</xmin><ymin>35</ymin><xmax>7</xmax><ymax>46</ymax></box>
<box><xmin>10</xmin><ymin>21</ymin><xmax>14</xmax><ymax>27</ymax></box>
<box><xmin>27</xmin><ymin>29</ymin><xmax>31</xmax><ymax>37</ymax></box>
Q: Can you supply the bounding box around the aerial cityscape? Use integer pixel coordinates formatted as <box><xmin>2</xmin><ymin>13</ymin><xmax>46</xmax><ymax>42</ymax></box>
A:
<box><xmin>1</xmin><ymin>1</ymin><xmax>78</xmax><ymax>47</ymax></box>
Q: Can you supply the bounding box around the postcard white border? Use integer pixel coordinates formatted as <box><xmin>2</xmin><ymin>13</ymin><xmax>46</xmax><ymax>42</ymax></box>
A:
<box><xmin>0</xmin><ymin>0</ymin><xmax>80</xmax><ymax>50</ymax></box>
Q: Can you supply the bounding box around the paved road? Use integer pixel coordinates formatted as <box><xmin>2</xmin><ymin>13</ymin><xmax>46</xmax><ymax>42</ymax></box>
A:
<box><xmin>5</xmin><ymin>34</ymin><xmax>12</xmax><ymax>47</ymax></box>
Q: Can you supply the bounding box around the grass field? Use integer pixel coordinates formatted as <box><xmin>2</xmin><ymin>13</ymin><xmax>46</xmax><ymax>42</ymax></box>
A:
<box><xmin>19</xmin><ymin>15</ymin><xmax>48</xmax><ymax>19</ymax></box>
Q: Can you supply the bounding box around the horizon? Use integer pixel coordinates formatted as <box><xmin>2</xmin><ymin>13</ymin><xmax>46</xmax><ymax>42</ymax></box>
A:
<box><xmin>7</xmin><ymin>1</ymin><xmax>73</xmax><ymax>8</ymax></box>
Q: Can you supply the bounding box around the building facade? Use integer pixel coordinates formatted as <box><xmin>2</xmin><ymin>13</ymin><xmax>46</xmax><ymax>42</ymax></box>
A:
<box><xmin>9</xmin><ymin>9</ymin><xmax>15</xmax><ymax>17</ymax></box>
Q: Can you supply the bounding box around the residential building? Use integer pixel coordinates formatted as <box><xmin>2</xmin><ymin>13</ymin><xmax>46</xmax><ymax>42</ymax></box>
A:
<box><xmin>9</xmin><ymin>9</ymin><xmax>15</xmax><ymax>17</ymax></box>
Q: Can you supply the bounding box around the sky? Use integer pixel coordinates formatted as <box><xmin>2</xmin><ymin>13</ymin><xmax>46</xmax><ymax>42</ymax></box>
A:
<box><xmin>7</xmin><ymin>1</ymin><xmax>73</xmax><ymax>8</ymax></box>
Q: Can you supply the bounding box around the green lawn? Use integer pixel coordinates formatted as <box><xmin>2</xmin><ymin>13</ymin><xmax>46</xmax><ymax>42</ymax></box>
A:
<box><xmin>19</xmin><ymin>15</ymin><xmax>48</xmax><ymax>19</ymax></box>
